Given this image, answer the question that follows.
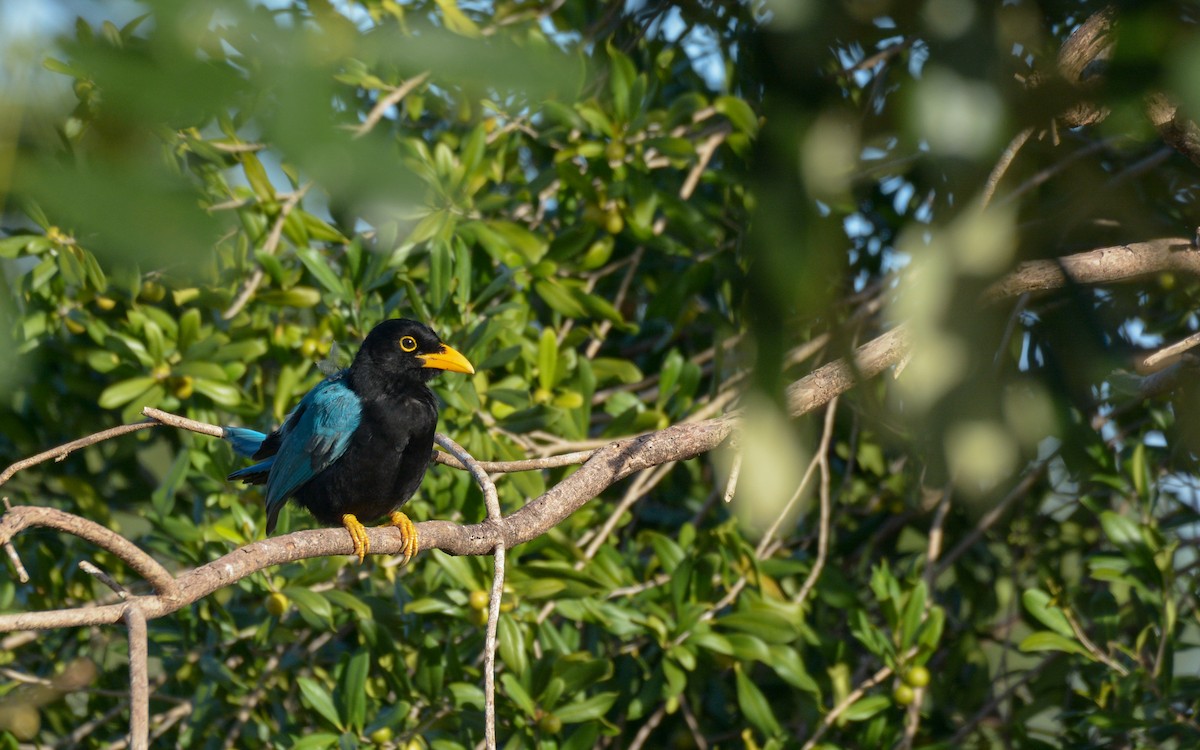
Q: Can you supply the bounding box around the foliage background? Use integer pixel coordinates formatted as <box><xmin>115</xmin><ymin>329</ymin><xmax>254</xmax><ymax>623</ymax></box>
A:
<box><xmin>2</xmin><ymin>1</ymin><xmax>1200</xmax><ymax>748</ymax></box>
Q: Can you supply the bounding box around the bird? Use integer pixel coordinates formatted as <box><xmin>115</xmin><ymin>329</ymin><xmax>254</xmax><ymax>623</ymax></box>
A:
<box><xmin>223</xmin><ymin>318</ymin><xmax>475</xmax><ymax>563</ymax></box>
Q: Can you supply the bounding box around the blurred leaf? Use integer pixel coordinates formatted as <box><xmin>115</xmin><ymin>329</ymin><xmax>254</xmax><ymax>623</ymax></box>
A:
<box><xmin>297</xmin><ymin>677</ymin><xmax>343</xmax><ymax>731</ymax></box>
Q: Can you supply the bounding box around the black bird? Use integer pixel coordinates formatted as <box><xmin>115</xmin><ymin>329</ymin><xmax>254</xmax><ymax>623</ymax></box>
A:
<box><xmin>224</xmin><ymin>319</ymin><xmax>474</xmax><ymax>563</ymax></box>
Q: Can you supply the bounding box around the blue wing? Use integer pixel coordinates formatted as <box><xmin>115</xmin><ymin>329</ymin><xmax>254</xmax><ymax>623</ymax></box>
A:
<box><xmin>226</xmin><ymin>373</ymin><xmax>362</xmax><ymax>532</ymax></box>
<box><xmin>261</xmin><ymin>375</ymin><xmax>362</xmax><ymax>530</ymax></box>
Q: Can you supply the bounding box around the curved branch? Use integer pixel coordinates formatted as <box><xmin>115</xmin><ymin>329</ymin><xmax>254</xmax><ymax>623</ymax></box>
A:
<box><xmin>0</xmin><ymin>507</ymin><xmax>178</xmax><ymax>600</ymax></box>
<box><xmin>983</xmin><ymin>238</ymin><xmax>1198</xmax><ymax>302</ymax></box>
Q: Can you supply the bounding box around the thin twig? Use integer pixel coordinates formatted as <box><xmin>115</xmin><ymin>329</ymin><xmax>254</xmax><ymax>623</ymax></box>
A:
<box><xmin>124</xmin><ymin>604</ymin><xmax>149</xmax><ymax>750</ymax></box>
<box><xmin>678</xmin><ymin>695</ymin><xmax>708</xmax><ymax>750</ymax></box>
<box><xmin>722</xmin><ymin>452</ymin><xmax>741</xmax><ymax>503</ymax></box>
<box><xmin>581</xmin><ymin>461</ymin><xmax>675</xmax><ymax>559</ymax></box>
<box><xmin>924</xmin><ymin>488</ymin><xmax>951</xmax><ymax>595</ymax></box>
<box><xmin>0</xmin><ymin>421</ymin><xmax>159</xmax><ymax>487</ymax></box>
<box><xmin>794</xmin><ymin>397</ymin><xmax>838</xmax><ymax>607</ymax></box>
<box><xmin>585</xmin><ymin>246</ymin><xmax>644</xmax><ymax>359</ymax></box>
<box><xmin>898</xmin><ymin>684</ymin><xmax>924</xmax><ymax>750</ymax></box>
<box><xmin>223</xmin><ymin>184</ymin><xmax>311</xmax><ymax>320</ymax></box>
<box><xmin>627</xmin><ymin>703</ymin><xmax>668</xmax><ymax>750</ymax></box>
<box><xmin>982</xmin><ymin>126</ymin><xmax>1033</xmax><ymax>207</ymax></box>
<box><xmin>2</xmin><ymin>496</ymin><xmax>28</xmax><ymax>583</ymax></box>
<box><xmin>800</xmin><ymin>659</ymin><xmax>902</xmax><ymax>750</ymax></box>
<box><xmin>432</xmin><ymin>449</ymin><xmax>594</xmax><ymax>473</ymax></box>
<box><xmin>353</xmin><ymin>72</ymin><xmax>431</xmax><ymax>138</ymax></box>
<box><xmin>1139</xmin><ymin>330</ymin><xmax>1200</xmax><ymax>372</ymax></box>
<box><xmin>484</xmin><ymin>541</ymin><xmax>505</xmax><ymax>750</ymax></box>
<box><xmin>434</xmin><ymin>434</ymin><xmax>503</xmax><ymax>750</ymax></box>
<box><xmin>80</xmin><ymin>561</ymin><xmax>130</xmax><ymax>600</ymax></box>
<box><xmin>935</xmin><ymin>461</ymin><xmax>1050</xmax><ymax>577</ymax></box>
<box><xmin>1061</xmin><ymin>603</ymin><xmax>1129</xmax><ymax>676</ymax></box>
<box><xmin>948</xmin><ymin>655</ymin><xmax>1055</xmax><ymax>745</ymax></box>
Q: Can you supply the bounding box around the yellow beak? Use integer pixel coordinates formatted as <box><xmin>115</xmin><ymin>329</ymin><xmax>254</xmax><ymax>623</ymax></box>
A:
<box><xmin>417</xmin><ymin>344</ymin><xmax>475</xmax><ymax>375</ymax></box>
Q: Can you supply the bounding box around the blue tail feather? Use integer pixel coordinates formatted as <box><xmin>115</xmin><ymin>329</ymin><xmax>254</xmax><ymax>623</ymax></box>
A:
<box><xmin>224</xmin><ymin>427</ymin><xmax>267</xmax><ymax>457</ymax></box>
<box><xmin>228</xmin><ymin>458</ymin><xmax>273</xmax><ymax>484</ymax></box>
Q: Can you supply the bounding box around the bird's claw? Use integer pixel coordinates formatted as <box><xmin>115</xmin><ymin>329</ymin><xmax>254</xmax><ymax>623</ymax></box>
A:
<box><xmin>342</xmin><ymin>513</ymin><xmax>370</xmax><ymax>564</ymax></box>
<box><xmin>386</xmin><ymin>511</ymin><xmax>419</xmax><ymax>566</ymax></box>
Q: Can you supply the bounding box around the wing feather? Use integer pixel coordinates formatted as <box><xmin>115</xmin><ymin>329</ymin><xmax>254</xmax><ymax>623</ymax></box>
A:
<box><xmin>261</xmin><ymin>376</ymin><xmax>362</xmax><ymax>530</ymax></box>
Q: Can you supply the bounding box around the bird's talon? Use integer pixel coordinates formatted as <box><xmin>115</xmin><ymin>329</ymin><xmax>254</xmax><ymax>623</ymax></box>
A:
<box><xmin>385</xmin><ymin>511</ymin><xmax>419</xmax><ymax>565</ymax></box>
<box><xmin>342</xmin><ymin>513</ymin><xmax>370</xmax><ymax>563</ymax></box>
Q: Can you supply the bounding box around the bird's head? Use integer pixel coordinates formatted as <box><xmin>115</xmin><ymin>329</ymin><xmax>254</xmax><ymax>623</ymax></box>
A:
<box><xmin>354</xmin><ymin>319</ymin><xmax>475</xmax><ymax>383</ymax></box>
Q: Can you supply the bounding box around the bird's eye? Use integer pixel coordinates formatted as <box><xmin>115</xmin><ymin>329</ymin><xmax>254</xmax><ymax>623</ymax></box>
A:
<box><xmin>399</xmin><ymin>336</ymin><xmax>418</xmax><ymax>352</ymax></box>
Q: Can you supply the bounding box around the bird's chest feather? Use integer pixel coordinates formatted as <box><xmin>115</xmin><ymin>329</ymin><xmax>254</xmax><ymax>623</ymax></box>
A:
<box><xmin>297</xmin><ymin>393</ymin><xmax>438</xmax><ymax>523</ymax></box>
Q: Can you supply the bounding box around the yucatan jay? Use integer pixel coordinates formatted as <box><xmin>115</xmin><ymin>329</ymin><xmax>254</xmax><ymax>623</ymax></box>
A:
<box><xmin>224</xmin><ymin>319</ymin><xmax>474</xmax><ymax>563</ymax></box>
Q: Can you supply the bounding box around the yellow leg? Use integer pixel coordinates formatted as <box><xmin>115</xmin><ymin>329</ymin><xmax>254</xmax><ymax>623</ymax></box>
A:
<box><xmin>384</xmin><ymin>511</ymin><xmax>419</xmax><ymax>566</ymax></box>
<box><xmin>342</xmin><ymin>513</ymin><xmax>370</xmax><ymax>563</ymax></box>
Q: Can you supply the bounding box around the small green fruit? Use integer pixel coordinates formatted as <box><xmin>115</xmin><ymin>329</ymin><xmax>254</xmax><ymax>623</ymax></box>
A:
<box><xmin>904</xmin><ymin>665</ymin><xmax>930</xmax><ymax>688</ymax></box>
<box><xmin>265</xmin><ymin>592</ymin><xmax>289</xmax><ymax>616</ymax></box>
<box><xmin>368</xmin><ymin>726</ymin><xmax>394</xmax><ymax>744</ymax></box>
<box><xmin>537</xmin><ymin>713</ymin><xmax>562</xmax><ymax>734</ymax></box>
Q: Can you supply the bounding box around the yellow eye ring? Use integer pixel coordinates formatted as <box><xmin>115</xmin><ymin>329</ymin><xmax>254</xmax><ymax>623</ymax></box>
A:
<box><xmin>399</xmin><ymin>336</ymin><xmax>418</xmax><ymax>352</ymax></box>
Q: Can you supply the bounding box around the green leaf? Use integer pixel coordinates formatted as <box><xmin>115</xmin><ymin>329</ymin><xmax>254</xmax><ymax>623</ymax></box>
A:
<box><xmin>0</xmin><ymin>235</ymin><xmax>34</xmax><ymax>258</ymax></box>
<box><xmin>241</xmin><ymin>153</ymin><xmax>275</xmax><ymax>200</ymax></box>
<box><xmin>607</xmin><ymin>42</ymin><xmax>636</xmax><ymax>121</ymax></box>
<box><xmin>258</xmin><ymin>286</ymin><xmax>322</xmax><ymax>308</ymax></box>
<box><xmin>300</xmin><ymin>211</ymin><xmax>348</xmax><ymax>243</ymax></box>
<box><xmin>193</xmin><ymin>378</ymin><xmax>242</xmax><ymax>407</ymax></box>
<box><xmin>1100</xmin><ymin>510</ymin><xmax>1142</xmax><ymax>549</ymax></box>
<box><xmin>1019</xmin><ymin>631</ymin><xmax>1092</xmax><ymax>658</ymax></box>
<box><xmin>290</xmin><ymin>734</ymin><xmax>343</xmax><ymax>750</ymax></box>
<box><xmin>297</xmin><ymin>676</ymin><xmax>344</xmax><ymax>731</ymax></box>
<box><xmin>434</xmin><ymin>0</ymin><xmax>481</xmax><ymax>37</ymax></box>
<box><xmin>538</xmin><ymin>328</ymin><xmax>558</xmax><ymax>391</ymax></box>
<box><xmin>554</xmin><ymin>691</ymin><xmax>618</xmax><ymax>724</ymax></box>
<box><xmin>340</xmin><ymin>650</ymin><xmax>370</xmax><ymax>733</ymax></box>
<box><xmin>535</xmin><ymin>278</ymin><xmax>588</xmax><ymax>318</ymax></box>
<box><xmin>285</xmin><ymin>587</ymin><xmax>334</xmax><ymax>628</ymax></box>
<box><xmin>1021</xmin><ymin>589</ymin><xmax>1073</xmax><ymax>638</ymax></box>
<box><xmin>899</xmin><ymin>580</ymin><xmax>926</xmax><ymax>651</ymax></box>
<box><xmin>842</xmin><ymin>694</ymin><xmax>890</xmax><ymax>722</ymax></box>
<box><xmin>715</xmin><ymin>95</ymin><xmax>759</xmax><ymax>136</ymax></box>
<box><xmin>717</xmin><ymin>611</ymin><xmax>798</xmax><ymax>644</ymax></box>
<box><xmin>98</xmin><ymin>376</ymin><xmax>157</xmax><ymax>410</ymax></box>
<box><xmin>296</xmin><ymin>247</ymin><xmax>347</xmax><ymax>298</ymax></box>
<box><xmin>735</xmin><ymin>664</ymin><xmax>782</xmax><ymax>737</ymax></box>
<box><xmin>498</xmin><ymin>615</ymin><xmax>528</xmax><ymax>677</ymax></box>
<box><xmin>500</xmin><ymin>673</ymin><xmax>536</xmax><ymax>717</ymax></box>
<box><xmin>150</xmin><ymin>449</ymin><xmax>190</xmax><ymax>519</ymax></box>
<box><xmin>449</xmin><ymin>681</ymin><xmax>485</xmax><ymax>710</ymax></box>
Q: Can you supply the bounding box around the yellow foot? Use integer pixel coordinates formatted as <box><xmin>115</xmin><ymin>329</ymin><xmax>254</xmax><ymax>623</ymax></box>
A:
<box><xmin>384</xmin><ymin>511</ymin><xmax>419</xmax><ymax>566</ymax></box>
<box><xmin>342</xmin><ymin>513</ymin><xmax>370</xmax><ymax>564</ymax></box>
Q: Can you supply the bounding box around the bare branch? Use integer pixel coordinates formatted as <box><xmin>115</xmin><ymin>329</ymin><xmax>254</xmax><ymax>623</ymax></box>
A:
<box><xmin>484</xmin><ymin>542</ymin><xmax>505</xmax><ymax>750</ymax></box>
<box><xmin>1138</xmin><ymin>331</ymin><xmax>1200</xmax><ymax>373</ymax></box>
<box><xmin>801</xmin><ymin>658</ymin><xmax>904</xmax><ymax>750</ymax></box>
<box><xmin>434</xmin><ymin>434</ymin><xmax>505</xmax><ymax>750</ymax></box>
<box><xmin>124</xmin><ymin>605</ymin><xmax>149</xmax><ymax>750</ymax></box>
<box><xmin>794</xmin><ymin>397</ymin><xmax>838</xmax><ymax>607</ymax></box>
<box><xmin>0</xmin><ymin>420</ymin><xmax>160</xmax><ymax>487</ymax></box>
<box><xmin>80</xmin><ymin>561</ymin><xmax>129</xmax><ymax>599</ymax></box>
<box><xmin>223</xmin><ymin>184</ymin><xmax>311</xmax><ymax>320</ymax></box>
<box><xmin>2</xmin><ymin>497</ymin><xmax>28</xmax><ymax>584</ymax></box>
<box><xmin>983</xmin><ymin>238</ymin><xmax>1198</xmax><ymax>302</ymax></box>
<box><xmin>982</xmin><ymin>126</ymin><xmax>1034</xmax><ymax>206</ymax></box>
<box><xmin>352</xmin><ymin>72</ymin><xmax>431</xmax><ymax>138</ymax></box>
<box><xmin>1</xmin><ymin>506</ymin><xmax>178</xmax><ymax>600</ymax></box>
